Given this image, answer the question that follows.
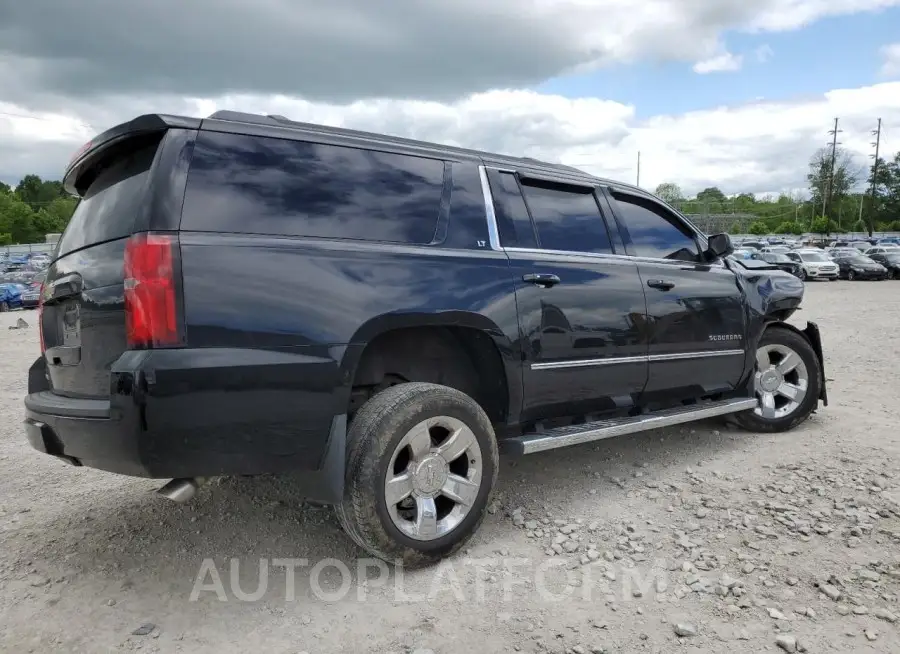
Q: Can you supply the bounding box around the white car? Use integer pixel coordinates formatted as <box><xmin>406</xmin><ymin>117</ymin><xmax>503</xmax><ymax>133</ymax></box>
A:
<box><xmin>786</xmin><ymin>250</ymin><xmax>840</xmax><ymax>281</ymax></box>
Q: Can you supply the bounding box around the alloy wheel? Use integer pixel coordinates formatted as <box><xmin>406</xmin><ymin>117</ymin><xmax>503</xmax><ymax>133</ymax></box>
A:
<box><xmin>753</xmin><ymin>344</ymin><xmax>810</xmax><ymax>420</ymax></box>
<box><xmin>384</xmin><ymin>416</ymin><xmax>483</xmax><ymax>541</ymax></box>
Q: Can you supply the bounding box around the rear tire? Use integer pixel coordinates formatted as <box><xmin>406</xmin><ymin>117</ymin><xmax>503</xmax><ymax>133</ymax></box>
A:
<box><xmin>0</xmin><ymin>301</ymin><xmax>8</xmax><ymax>312</ymax></box>
<box><xmin>335</xmin><ymin>382</ymin><xmax>499</xmax><ymax>567</ymax></box>
<box><xmin>733</xmin><ymin>325</ymin><xmax>821</xmax><ymax>433</ymax></box>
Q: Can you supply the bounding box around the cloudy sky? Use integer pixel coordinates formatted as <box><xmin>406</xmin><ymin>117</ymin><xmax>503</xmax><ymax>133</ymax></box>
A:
<box><xmin>2</xmin><ymin>0</ymin><xmax>900</xmax><ymax>196</ymax></box>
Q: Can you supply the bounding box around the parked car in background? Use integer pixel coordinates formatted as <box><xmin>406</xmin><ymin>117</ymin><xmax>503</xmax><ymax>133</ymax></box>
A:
<box><xmin>867</xmin><ymin>251</ymin><xmax>900</xmax><ymax>279</ymax></box>
<box><xmin>786</xmin><ymin>250</ymin><xmax>839</xmax><ymax>281</ymax></box>
<box><xmin>731</xmin><ymin>248</ymin><xmax>754</xmax><ymax>259</ymax></box>
<box><xmin>20</xmin><ymin>281</ymin><xmax>42</xmax><ymax>308</ymax></box>
<box><xmin>750</xmin><ymin>252</ymin><xmax>803</xmax><ymax>277</ymax></box>
<box><xmin>0</xmin><ymin>283</ymin><xmax>25</xmax><ymax>311</ymax></box>
<box><xmin>865</xmin><ymin>246</ymin><xmax>900</xmax><ymax>257</ymax></box>
<box><xmin>830</xmin><ymin>253</ymin><xmax>887</xmax><ymax>281</ymax></box>
<box><xmin>850</xmin><ymin>241</ymin><xmax>873</xmax><ymax>251</ymax></box>
<box><xmin>826</xmin><ymin>247</ymin><xmax>859</xmax><ymax>259</ymax></box>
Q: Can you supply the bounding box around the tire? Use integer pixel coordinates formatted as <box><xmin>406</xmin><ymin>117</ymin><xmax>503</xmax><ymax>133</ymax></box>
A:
<box><xmin>888</xmin><ymin>269</ymin><xmax>896</xmax><ymax>280</ymax></box>
<box><xmin>848</xmin><ymin>270</ymin><xmax>856</xmax><ymax>281</ymax></box>
<box><xmin>733</xmin><ymin>325</ymin><xmax>822</xmax><ymax>433</ymax></box>
<box><xmin>335</xmin><ymin>382</ymin><xmax>499</xmax><ymax>568</ymax></box>
<box><xmin>0</xmin><ymin>301</ymin><xmax>8</xmax><ymax>312</ymax></box>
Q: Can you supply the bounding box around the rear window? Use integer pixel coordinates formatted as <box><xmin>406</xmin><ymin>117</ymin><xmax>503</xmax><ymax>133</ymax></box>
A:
<box><xmin>180</xmin><ymin>132</ymin><xmax>445</xmax><ymax>244</ymax></box>
<box><xmin>56</xmin><ymin>139</ymin><xmax>160</xmax><ymax>257</ymax></box>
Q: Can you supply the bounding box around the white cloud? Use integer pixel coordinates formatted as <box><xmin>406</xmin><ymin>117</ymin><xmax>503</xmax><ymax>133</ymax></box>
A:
<box><xmin>2</xmin><ymin>0</ymin><xmax>899</xmax><ymax>107</ymax></box>
<box><xmin>880</xmin><ymin>42</ymin><xmax>900</xmax><ymax>77</ymax></box>
<box><xmin>3</xmin><ymin>2</ymin><xmax>900</xmax><ymax>197</ymax></box>
<box><xmin>755</xmin><ymin>44</ymin><xmax>775</xmax><ymax>63</ymax></box>
<box><xmin>3</xmin><ymin>83</ymin><xmax>898</xmax><ymax>197</ymax></box>
<box><xmin>693</xmin><ymin>51</ymin><xmax>744</xmax><ymax>73</ymax></box>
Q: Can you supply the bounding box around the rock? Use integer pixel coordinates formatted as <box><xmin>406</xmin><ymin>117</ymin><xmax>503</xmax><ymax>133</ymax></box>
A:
<box><xmin>786</xmin><ymin>577</ymin><xmax>799</xmax><ymax>586</ymax></box>
<box><xmin>836</xmin><ymin>604</ymin><xmax>850</xmax><ymax>616</ymax></box>
<box><xmin>560</xmin><ymin>524</ymin><xmax>577</xmax><ymax>535</ymax></box>
<box><xmin>563</xmin><ymin>541</ymin><xmax>579</xmax><ymax>553</ymax></box>
<box><xmin>818</xmin><ymin>583</ymin><xmax>841</xmax><ymax>601</ymax></box>
<box><xmin>858</xmin><ymin>569</ymin><xmax>881</xmax><ymax>582</ymax></box>
<box><xmin>28</xmin><ymin>574</ymin><xmax>50</xmax><ymax>587</ymax></box>
<box><xmin>524</xmin><ymin>520</ymin><xmax>538</xmax><ymax>530</ymax></box>
<box><xmin>852</xmin><ymin>606</ymin><xmax>869</xmax><ymax>615</ymax></box>
<box><xmin>874</xmin><ymin>608</ymin><xmax>898</xmax><ymax>623</ymax></box>
<box><xmin>864</xmin><ymin>629</ymin><xmax>878</xmax><ymax>641</ymax></box>
<box><xmin>768</xmin><ymin>608</ymin><xmax>787</xmax><ymax>620</ymax></box>
<box><xmin>132</xmin><ymin>623</ymin><xmax>156</xmax><ymax>636</ymax></box>
<box><xmin>741</xmin><ymin>562</ymin><xmax>755</xmax><ymax>575</ymax></box>
<box><xmin>673</xmin><ymin>623</ymin><xmax>698</xmax><ymax>637</ymax></box>
<box><xmin>775</xmin><ymin>634</ymin><xmax>797</xmax><ymax>652</ymax></box>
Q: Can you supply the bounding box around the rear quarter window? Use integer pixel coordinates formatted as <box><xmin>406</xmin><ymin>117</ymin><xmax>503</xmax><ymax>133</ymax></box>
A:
<box><xmin>180</xmin><ymin>132</ymin><xmax>446</xmax><ymax>244</ymax></box>
<box><xmin>56</xmin><ymin>139</ymin><xmax>161</xmax><ymax>258</ymax></box>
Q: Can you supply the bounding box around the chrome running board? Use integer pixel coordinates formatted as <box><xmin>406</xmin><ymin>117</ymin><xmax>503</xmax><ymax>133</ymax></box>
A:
<box><xmin>502</xmin><ymin>398</ymin><xmax>758</xmax><ymax>456</ymax></box>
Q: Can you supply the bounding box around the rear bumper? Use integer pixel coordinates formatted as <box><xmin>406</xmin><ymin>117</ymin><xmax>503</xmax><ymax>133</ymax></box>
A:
<box><xmin>23</xmin><ymin>347</ymin><xmax>352</xmax><ymax>503</ymax></box>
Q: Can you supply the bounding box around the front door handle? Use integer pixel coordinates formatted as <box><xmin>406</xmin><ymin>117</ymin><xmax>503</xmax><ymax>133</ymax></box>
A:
<box><xmin>647</xmin><ymin>279</ymin><xmax>675</xmax><ymax>290</ymax></box>
<box><xmin>523</xmin><ymin>273</ymin><xmax>560</xmax><ymax>288</ymax></box>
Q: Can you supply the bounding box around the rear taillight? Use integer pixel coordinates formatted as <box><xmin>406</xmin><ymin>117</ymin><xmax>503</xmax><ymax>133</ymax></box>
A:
<box><xmin>124</xmin><ymin>233</ymin><xmax>183</xmax><ymax>348</ymax></box>
<box><xmin>38</xmin><ymin>284</ymin><xmax>45</xmax><ymax>353</ymax></box>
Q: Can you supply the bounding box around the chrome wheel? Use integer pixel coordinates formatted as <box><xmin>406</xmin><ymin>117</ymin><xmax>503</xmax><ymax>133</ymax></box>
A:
<box><xmin>384</xmin><ymin>416</ymin><xmax>483</xmax><ymax>541</ymax></box>
<box><xmin>754</xmin><ymin>344</ymin><xmax>809</xmax><ymax>420</ymax></box>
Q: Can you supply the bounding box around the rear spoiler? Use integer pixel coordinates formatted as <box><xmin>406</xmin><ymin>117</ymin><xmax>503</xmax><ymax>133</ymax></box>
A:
<box><xmin>63</xmin><ymin>113</ymin><xmax>201</xmax><ymax>196</ymax></box>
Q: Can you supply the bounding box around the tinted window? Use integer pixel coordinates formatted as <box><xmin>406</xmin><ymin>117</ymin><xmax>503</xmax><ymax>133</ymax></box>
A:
<box><xmin>182</xmin><ymin>132</ymin><xmax>444</xmax><ymax>244</ymax></box>
<box><xmin>488</xmin><ymin>170</ymin><xmax>537</xmax><ymax>248</ymax></box>
<box><xmin>520</xmin><ymin>180</ymin><xmax>612</xmax><ymax>254</ymax></box>
<box><xmin>612</xmin><ymin>193</ymin><xmax>700</xmax><ymax>261</ymax></box>
<box><xmin>56</xmin><ymin>138</ymin><xmax>160</xmax><ymax>258</ymax></box>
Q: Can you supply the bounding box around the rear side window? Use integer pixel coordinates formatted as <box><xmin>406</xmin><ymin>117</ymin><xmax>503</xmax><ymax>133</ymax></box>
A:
<box><xmin>520</xmin><ymin>179</ymin><xmax>612</xmax><ymax>254</ymax></box>
<box><xmin>56</xmin><ymin>139</ymin><xmax>160</xmax><ymax>258</ymax></box>
<box><xmin>181</xmin><ymin>132</ymin><xmax>445</xmax><ymax>244</ymax></box>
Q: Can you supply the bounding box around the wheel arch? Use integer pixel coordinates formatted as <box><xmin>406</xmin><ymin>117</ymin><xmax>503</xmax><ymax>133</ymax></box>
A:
<box><xmin>762</xmin><ymin>319</ymin><xmax>827</xmax><ymax>405</ymax></box>
<box><xmin>339</xmin><ymin>312</ymin><xmax>522</xmax><ymax>425</ymax></box>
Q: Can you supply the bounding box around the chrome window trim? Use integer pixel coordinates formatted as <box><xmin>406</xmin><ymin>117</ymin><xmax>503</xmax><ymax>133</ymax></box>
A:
<box><xmin>478</xmin><ymin>165</ymin><xmax>503</xmax><ymax>251</ymax></box>
<box><xmin>531</xmin><ymin>348</ymin><xmax>744</xmax><ymax>370</ymax></box>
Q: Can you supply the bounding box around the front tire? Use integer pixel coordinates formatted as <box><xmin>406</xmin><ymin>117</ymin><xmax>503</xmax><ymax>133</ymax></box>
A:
<box><xmin>733</xmin><ymin>325</ymin><xmax>822</xmax><ymax>433</ymax></box>
<box><xmin>335</xmin><ymin>382</ymin><xmax>499</xmax><ymax>567</ymax></box>
<box><xmin>0</xmin><ymin>301</ymin><xmax>8</xmax><ymax>312</ymax></box>
<box><xmin>848</xmin><ymin>270</ymin><xmax>856</xmax><ymax>281</ymax></box>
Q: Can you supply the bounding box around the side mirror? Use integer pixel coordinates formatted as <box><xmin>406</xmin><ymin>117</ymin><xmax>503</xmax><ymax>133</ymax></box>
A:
<box><xmin>706</xmin><ymin>233</ymin><xmax>733</xmax><ymax>260</ymax></box>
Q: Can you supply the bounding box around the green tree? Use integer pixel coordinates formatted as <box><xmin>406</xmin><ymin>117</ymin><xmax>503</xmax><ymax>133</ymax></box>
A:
<box><xmin>14</xmin><ymin>174</ymin><xmax>67</xmax><ymax>211</ymax></box>
<box><xmin>807</xmin><ymin>147</ymin><xmax>862</xmax><ymax>223</ymax></box>
<box><xmin>776</xmin><ymin>221</ymin><xmax>804</xmax><ymax>235</ymax></box>
<box><xmin>748</xmin><ymin>221</ymin><xmax>768</xmax><ymax>235</ymax></box>
<box><xmin>0</xmin><ymin>192</ymin><xmax>42</xmax><ymax>243</ymax></box>
<box><xmin>0</xmin><ymin>181</ymin><xmax>10</xmax><ymax>195</ymax></box>
<box><xmin>654</xmin><ymin>182</ymin><xmax>684</xmax><ymax>204</ymax></box>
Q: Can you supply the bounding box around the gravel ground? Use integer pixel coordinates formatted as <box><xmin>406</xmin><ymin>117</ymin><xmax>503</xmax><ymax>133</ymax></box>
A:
<box><xmin>1</xmin><ymin>280</ymin><xmax>899</xmax><ymax>654</ymax></box>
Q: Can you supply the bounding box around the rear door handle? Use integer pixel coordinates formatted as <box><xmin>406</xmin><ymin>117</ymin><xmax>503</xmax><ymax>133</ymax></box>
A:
<box><xmin>647</xmin><ymin>279</ymin><xmax>675</xmax><ymax>290</ymax></box>
<box><xmin>523</xmin><ymin>273</ymin><xmax>560</xmax><ymax>288</ymax></box>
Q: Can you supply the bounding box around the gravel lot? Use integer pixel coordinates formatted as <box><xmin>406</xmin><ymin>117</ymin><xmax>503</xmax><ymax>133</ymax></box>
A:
<box><xmin>1</xmin><ymin>280</ymin><xmax>899</xmax><ymax>654</ymax></box>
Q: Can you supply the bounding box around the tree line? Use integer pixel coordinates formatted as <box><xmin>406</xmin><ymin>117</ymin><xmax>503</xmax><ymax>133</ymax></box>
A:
<box><xmin>655</xmin><ymin>146</ymin><xmax>900</xmax><ymax>236</ymax></box>
<box><xmin>0</xmin><ymin>176</ymin><xmax>78</xmax><ymax>246</ymax></box>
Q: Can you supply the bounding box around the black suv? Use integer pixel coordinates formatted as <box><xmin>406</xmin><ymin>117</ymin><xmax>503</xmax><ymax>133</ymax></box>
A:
<box><xmin>24</xmin><ymin>111</ymin><xmax>828</xmax><ymax>566</ymax></box>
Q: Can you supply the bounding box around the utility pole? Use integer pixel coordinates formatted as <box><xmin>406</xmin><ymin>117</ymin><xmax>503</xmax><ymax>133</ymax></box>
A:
<box><xmin>868</xmin><ymin>118</ymin><xmax>882</xmax><ymax>237</ymax></box>
<box><xmin>823</xmin><ymin>117</ymin><xmax>841</xmax><ymax>221</ymax></box>
<box><xmin>636</xmin><ymin>151</ymin><xmax>641</xmax><ymax>187</ymax></box>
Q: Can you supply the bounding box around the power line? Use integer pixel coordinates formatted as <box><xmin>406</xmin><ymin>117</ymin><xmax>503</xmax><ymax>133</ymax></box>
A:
<box><xmin>822</xmin><ymin>117</ymin><xmax>841</xmax><ymax>222</ymax></box>
<box><xmin>867</xmin><ymin>118</ymin><xmax>882</xmax><ymax>238</ymax></box>
<box><xmin>0</xmin><ymin>110</ymin><xmax>95</xmax><ymax>131</ymax></box>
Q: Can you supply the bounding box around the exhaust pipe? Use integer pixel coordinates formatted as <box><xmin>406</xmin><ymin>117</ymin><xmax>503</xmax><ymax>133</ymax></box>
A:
<box><xmin>157</xmin><ymin>477</ymin><xmax>207</xmax><ymax>503</ymax></box>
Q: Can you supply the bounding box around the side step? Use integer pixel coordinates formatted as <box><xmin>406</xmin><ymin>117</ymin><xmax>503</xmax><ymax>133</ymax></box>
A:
<box><xmin>501</xmin><ymin>398</ymin><xmax>758</xmax><ymax>456</ymax></box>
